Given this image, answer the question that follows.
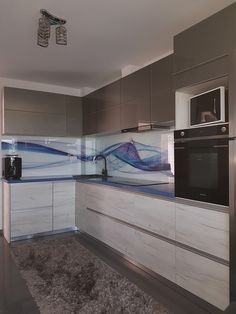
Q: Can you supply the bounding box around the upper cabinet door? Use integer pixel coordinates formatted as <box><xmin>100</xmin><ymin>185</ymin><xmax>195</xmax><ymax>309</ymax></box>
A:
<box><xmin>120</xmin><ymin>67</ymin><xmax>151</xmax><ymax>129</ymax></box>
<box><xmin>174</xmin><ymin>3</ymin><xmax>236</xmax><ymax>73</ymax></box>
<box><xmin>82</xmin><ymin>96</ymin><xmax>97</xmax><ymax>136</ymax></box>
<box><xmin>96</xmin><ymin>80</ymin><xmax>121</xmax><ymax>111</ymax></box>
<box><xmin>151</xmin><ymin>54</ymin><xmax>174</xmax><ymax>125</ymax></box>
<box><xmin>3</xmin><ymin>87</ymin><xmax>67</xmax><ymax>136</ymax></box>
<box><xmin>66</xmin><ymin>96</ymin><xmax>83</xmax><ymax>137</ymax></box>
<box><xmin>83</xmin><ymin>80</ymin><xmax>121</xmax><ymax>135</ymax></box>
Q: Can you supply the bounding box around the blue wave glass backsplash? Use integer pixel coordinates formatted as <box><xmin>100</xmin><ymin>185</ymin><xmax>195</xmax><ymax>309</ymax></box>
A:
<box><xmin>1</xmin><ymin>130</ymin><xmax>174</xmax><ymax>181</ymax></box>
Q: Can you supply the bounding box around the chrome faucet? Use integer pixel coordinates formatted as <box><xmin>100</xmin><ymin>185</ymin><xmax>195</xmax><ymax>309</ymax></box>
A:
<box><xmin>93</xmin><ymin>154</ymin><xmax>108</xmax><ymax>178</ymax></box>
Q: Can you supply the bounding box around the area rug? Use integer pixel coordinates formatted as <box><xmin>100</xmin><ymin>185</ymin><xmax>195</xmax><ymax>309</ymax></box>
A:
<box><xmin>11</xmin><ymin>235</ymin><xmax>172</xmax><ymax>314</ymax></box>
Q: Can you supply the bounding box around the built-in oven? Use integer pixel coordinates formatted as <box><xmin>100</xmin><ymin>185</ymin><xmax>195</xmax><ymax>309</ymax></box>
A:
<box><xmin>174</xmin><ymin>123</ymin><xmax>229</xmax><ymax>206</ymax></box>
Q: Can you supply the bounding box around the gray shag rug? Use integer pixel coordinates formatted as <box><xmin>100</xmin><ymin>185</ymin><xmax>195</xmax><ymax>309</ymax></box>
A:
<box><xmin>11</xmin><ymin>235</ymin><xmax>172</xmax><ymax>314</ymax></box>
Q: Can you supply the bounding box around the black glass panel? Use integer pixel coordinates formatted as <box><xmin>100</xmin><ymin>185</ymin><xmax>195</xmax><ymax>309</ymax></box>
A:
<box><xmin>189</xmin><ymin>152</ymin><xmax>218</xmax><ymax>189</ymax></box>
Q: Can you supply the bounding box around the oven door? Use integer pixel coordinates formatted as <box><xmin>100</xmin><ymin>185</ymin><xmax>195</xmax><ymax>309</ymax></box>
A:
<box><xmin>174</xmin><ymin>138</ymin><xmax>229</xmax><ymax>206</ymax></box>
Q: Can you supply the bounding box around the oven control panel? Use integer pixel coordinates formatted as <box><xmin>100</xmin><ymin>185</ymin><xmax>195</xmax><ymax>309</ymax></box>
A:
<box><xmin>174</xmin><ymin>123</ymin><xmax>229</xmax><ymax>140</ymax></box>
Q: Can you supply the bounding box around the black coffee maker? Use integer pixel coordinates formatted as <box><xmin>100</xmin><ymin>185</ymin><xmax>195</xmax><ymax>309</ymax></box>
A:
<box><xmin>2</xmin><ymin>155</ymin><xmax>22</xmax><ymax>180</ymax></box>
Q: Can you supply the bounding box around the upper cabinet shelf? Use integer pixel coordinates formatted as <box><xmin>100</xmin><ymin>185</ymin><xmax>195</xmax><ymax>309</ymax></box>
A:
<box><xmin>2</xmin><ymin>87</ymin><xmax>82</xmax><ymax>137</ymax></box>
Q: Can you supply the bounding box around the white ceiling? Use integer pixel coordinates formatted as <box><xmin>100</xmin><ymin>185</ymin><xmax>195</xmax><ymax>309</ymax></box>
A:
<box><xmin>0</xmin><ymin>0</ymin><xmax>235</xmax><ymax>93</ymax></box>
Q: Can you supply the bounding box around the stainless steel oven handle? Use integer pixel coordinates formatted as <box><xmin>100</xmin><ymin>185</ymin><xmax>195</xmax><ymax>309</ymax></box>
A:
<box><xmin>212</xmin><ymin>145</ymin><xmax>228</xmax><ymax>148</ymax></box>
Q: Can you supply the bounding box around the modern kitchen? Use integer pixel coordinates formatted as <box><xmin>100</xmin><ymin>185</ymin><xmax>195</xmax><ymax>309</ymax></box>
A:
<box><xmin>1</xmin><ymin>1</ymin><xmax>236</xmax><ymax>314</ymax></box>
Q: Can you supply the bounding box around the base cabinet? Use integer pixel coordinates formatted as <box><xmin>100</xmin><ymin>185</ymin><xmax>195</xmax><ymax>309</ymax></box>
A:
<box><xmin>176</xmin><ymin>203</ymin><xmax>229</xmax><ymax>260</ymax></box>
<box><xmin>76</xmin><ymin>182</ymin><xmax>229</xmax><ymax>310</ymax></box>
<box><xmin>85</xmin><ymin>184</ymin><xmax>175</xmax><ymax>240</ymax></box>
<box><xmin>11</xmin><ymin>207</ymin><xmax>52</xmax><ymax>237</ymax></box>
<box><xmin>53</xmin><ymin>181</ymin><xmax>75</xmax><ymax>230</ymax></box>
<box><xmin>3</xmin><ymin>180</ymin><xmax>75</xmax><ymax>242</ymax></box>
<box><xmin>176</xmin><ymin>248</ymin><xmax>229</xmax><ymax>310</ymax></box>
<box><xmin>83</xmin><ymin>209</ymin><xmax>176</xmax><ymax>282</ymax></box>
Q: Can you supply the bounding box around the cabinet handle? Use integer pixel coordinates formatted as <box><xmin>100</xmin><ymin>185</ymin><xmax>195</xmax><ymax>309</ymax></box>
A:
<box><xmin>174</xmin><ymin>147</ymin><xmax>185</xmax><ymax>150</ymax></box>
<box><xmin>212</xmin><ymin>145</ymin><xmax>228</xmax><ymax>148</ymax></box>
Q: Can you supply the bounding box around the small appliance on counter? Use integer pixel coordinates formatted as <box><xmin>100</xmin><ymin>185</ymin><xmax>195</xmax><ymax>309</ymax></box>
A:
<box><xmin>2</xmin><ymin>154</ymin><xmax>22</xmax><ymax>180</ymax></box>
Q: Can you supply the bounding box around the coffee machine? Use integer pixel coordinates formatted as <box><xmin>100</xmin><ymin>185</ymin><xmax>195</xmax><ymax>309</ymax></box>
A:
<box><xmin>2</xmin><ymin>155</ymin><xmax>22</xmax><ymax>180</ymax></box>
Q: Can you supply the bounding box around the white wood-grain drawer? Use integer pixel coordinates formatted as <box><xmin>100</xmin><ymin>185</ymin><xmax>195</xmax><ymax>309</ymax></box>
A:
<box><xmin>86</xmin><ymin>184</ymin><xmax>134</xmax><ymax>215</ymax></box>
<box><xmin>11</xmin><ymin>206</ymin><xmax>52</xmax><ymax>237</ymax></box>
<box><xmin>176</xmin><ymin>203</ymin><xmax>229</xmax><ymax>260</ymax></box>
<box><xmin>176</xmin><ymin>247</ymin><xmax>229</xmax><ymax>310</ymax></box>
<box><xmin>134</xmin><ymin>194</ymin><xmax>175</xmax><ymax>239</ymax></box>
<box><xmin>82</xmin><ymin>209</ymin><xmax>176</xmax><ymax>282</ymax></box>
<box><xmin>85</xmin><ymin>184</ymin><xmax>175</xmax><ymax>240</ymax></box>
<box><xmin>53</xmin><ymin>181</ymin><xmax>75</xmax><ymax>230</ymax></box>
<box><xmin>11</xmin><ymin>182</ymin><xmax>53</xmax><ymax>211</ymax></box>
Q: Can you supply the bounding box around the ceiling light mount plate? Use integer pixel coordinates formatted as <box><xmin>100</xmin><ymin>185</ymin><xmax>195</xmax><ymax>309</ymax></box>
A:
<box><xmin>40</xmin><ymin>9</ymin><xmax>66</xmax><ymax>25</ymax></box>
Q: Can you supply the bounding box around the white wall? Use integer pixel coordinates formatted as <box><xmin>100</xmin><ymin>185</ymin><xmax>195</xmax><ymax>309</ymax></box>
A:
<box><xmin>0</xmin><ymin>77</ymin><xmax>82</xmax><ymax>230</ymax></box>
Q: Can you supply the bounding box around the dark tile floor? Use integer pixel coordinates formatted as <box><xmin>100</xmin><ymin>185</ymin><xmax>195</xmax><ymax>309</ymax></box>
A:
<box><xmin>0</xmin><ymin>236</ymin><xmax>39</xmax><ymax>314</ymax></box>
<box><xmin>0</xmin><ymin>232</ymin><xmax>222</xmax><ymax>314</ymax></box>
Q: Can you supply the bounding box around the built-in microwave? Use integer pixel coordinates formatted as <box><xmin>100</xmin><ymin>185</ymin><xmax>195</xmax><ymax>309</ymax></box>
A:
<box><xmin>190</xmin><ymin>86</ymin><xmax>225</xmax><ymax>127</ymax></box>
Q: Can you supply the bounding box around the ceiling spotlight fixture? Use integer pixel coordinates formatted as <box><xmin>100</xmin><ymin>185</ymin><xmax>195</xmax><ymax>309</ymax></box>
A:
<box><xmin>37</xmin><ymin>9</ymin><xmax>67</xmax><ymax>47</ymax></box>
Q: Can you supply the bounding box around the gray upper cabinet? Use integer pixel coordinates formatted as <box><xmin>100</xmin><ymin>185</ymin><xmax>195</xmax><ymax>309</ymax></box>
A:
<box><xmin>66</xmin><ymin>96</ymin><xmax>83</xmax><ymax>137</ymax></box>
<box><xmin>174</xmin><ymin>3</ymin><xmax>236</xmax><ymax>74</ymax></box>
<box><xmin>83</xmin><ymin>80</ymin><xmax>121</xmax><ymax>135</ymax></box>
<box><xmin>174</xmin><ymin>55</ymin><xmax>230</xmax><ymax>90</ymax></box>
<box><xmin>151</xmin><ymin>54</ymin><xmax>174</xmax><ymax>125</ymax></box>
<box><xmin>3</xmin><ymin>87</ymin><xmax>82</xmax><ymax>137</ymax></box>
<box><xmin>120</xmin><ymin>66</ymin><xmax>151</xmax><ymax>130</ymax></box>
<box><xmin>82</xmin><ymin>96</ymin><xmax>97</xmax><ymax>135</ymax></box>
<box><xmin>4</xmin><ymin>88</ymin><xmax>66</xmax><ymax>113</ymax></box>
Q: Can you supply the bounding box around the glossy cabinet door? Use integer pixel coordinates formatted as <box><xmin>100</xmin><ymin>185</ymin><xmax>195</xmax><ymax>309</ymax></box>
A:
<box><xmin>120</xmin><ymin>66</ymin><xmax>151</xmax><ymax>129</ymax></box>
<box><xmin>174</xmin><ymin>55</ymin><xmax>229</xmax><ymax>90</ymax></box>
<box><xmin>151</xmin><ymin>54</ymin><xmax>174</xmax><ymax>125</ymax></box>
<box><xmin>3</xmin><ymin>87</ymin><xmax>82</xmax><ymax>137</ymax></box>
<box><xmin>66</xmin><ymin>96</ymin><xmax>83</xmax><ymax>137</ymax></box>
<box><xmin>3</xmin><ymin>87</ymin><xmax>67</xmax><ymax>136</ymax></box>
<box><xmin>174</xmin><ymin>3</ymin><xmax>236</xmax><ymax>73</ymax></box>
<box><xmin>83</xmin><ymin>96</ymin><xmax>97</xmax><ymax>135</ymax></box>
<box><xmin>83</xmin><ymin>80</ymin><xmax>121</xmax><ymax>135</ymax></box>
